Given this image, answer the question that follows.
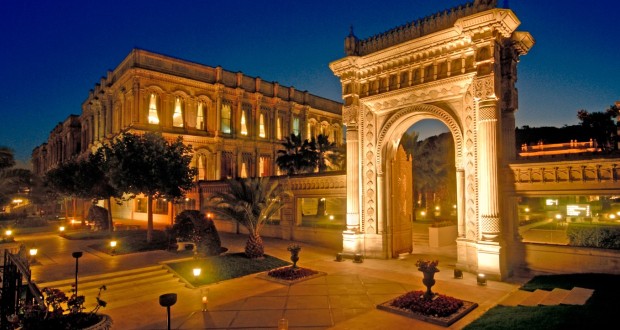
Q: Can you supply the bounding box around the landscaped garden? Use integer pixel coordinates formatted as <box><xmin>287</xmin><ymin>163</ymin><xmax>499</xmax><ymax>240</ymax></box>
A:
<box><xmin>464</xmin><ymin>273</ymin><xmax>620</xmax><ymax>330</ymax></box>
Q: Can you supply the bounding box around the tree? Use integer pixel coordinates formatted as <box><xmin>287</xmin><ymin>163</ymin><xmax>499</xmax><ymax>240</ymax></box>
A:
<box><xmin>276</xmin><ymin>134</ymin><xmax>317</xmax><ymax>175</ymax></box>
<box><xmin>44</xmin><ymin>150</ymin><xmax>117</xmax><ymax>229</ymax></box>
<box><xmin>0</xmin><ymin>147</ymin><xmax>31</xmax><ymax>209</ymax></box>
<box><xmin>207</xmin><ymin>177</ymin><xmax>287</xmax><ymax>258</ymax></box>
<box><xmin>577</xmin><ymin>105</ymin><xmax>619</xmax><ymax>152</ymax></box>
<box><xmin>311</xmin><ymin>134</ymin><xmax>345</xmax><ymax>172</ymax></box>
<box><xmin>103</xmin><ymin>132</ymin><xmax>196</xmax><ymax>242</ymax></box>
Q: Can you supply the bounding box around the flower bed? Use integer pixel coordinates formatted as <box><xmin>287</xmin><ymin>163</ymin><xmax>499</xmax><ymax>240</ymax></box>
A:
<box><xmin>258</xmin><ymin>266</ymin><xmax>325</xmax><ymax>285</ymax></box>
<box><xmin>377</xmin><ymin>290</ymin><xmax>477</xmax><ymax>327</ymax></box>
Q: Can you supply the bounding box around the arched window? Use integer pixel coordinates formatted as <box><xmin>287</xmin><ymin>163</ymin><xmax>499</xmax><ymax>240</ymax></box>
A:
<box><xmin>197</xmin><ymin>154</ymin><xmax>206</xmax><ymax>180</ymax></box>
<box><xmin>196</xmin><ymin>102</ymin><xmax>205</xmax><ymax>130</ymax></box>
<box><xmin>259</xmin><ymin>113</ymin><xmax>266</xmax><ymax>138</ymax></box>
<box><xmin>292</xmin><ymin>116</ymin><xmax>300</xmax><ymax>136</ymax></box>
<box><xmin>221</xmin><ymin>102</ymin><xmax>231</xmax><ymax>134</ymax></box>
<box><xmin>240</xmin><ymin>110</ymin><xmax>248</xmax><ymax>136</ymax></box>
<box><xmin>276</xmin><ymin>115</ymin><xmax>283</xmax><ymax>140</ymax></box>
<box><xmin>173</xmin><ymin>97</ymin><xmax>183</xmax><ymax>127</ymax></box>
<box><xmin>148</xmin><ymin>93</ymin><xmax>159</xmax><ymax>124</ymax></box>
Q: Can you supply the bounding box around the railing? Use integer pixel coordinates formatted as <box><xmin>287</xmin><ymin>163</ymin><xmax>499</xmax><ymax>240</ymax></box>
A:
<box><xmin>1</xmin><ymin>250</ymin><xmax>45</xmax><ymax>330</ymax></box>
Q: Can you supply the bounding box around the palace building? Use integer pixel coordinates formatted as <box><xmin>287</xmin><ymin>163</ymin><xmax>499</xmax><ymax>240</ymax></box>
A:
<box><xmin>32</xmin><ymin>49</ymin><xmax>342</xmax><ymax>224</ymax></box>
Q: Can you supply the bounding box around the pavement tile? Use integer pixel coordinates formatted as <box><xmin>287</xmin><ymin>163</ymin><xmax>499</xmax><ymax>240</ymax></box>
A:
<box><xmin>178</xmin><ymin>310</ymin><xmax>237</xmax><ymax>329</ymax></box>
<box><xmin>539</xmin><ymin>288</ymin><xmax>571</xmax><ymax>306</ymax></box>
<box><xmin>325</xmin><ymin>275</ymin><xmax>361</xmax><ymax>284</ymax></box>
<box><xmin>330</xmin><ymin>308</ymin><xmax>370</xmax><ymax>324</ymax></box>
<box><xmin>498</xmin><ymin>289</ymin><xmax>532</xmax><ymax>306</ymax></box>
<box><xmin>327</xmin><ymin>283</ymin><xmax>367</xmax><ymax>295</ymax></box>
<box><xmin>231</xmin><ymin>309</ymin><xmax>285</xmax><ymax>328</ymax></box>
<box><xmin>255</xmin><ymin>286</ymin><xmax>290</xmax><ymax>297</ymax></box>
<box><xmin>519</xmin><ymin>289</ymin><xmax>550</xmax><ymax>306</ymax></box>
<box><xmin>286</xmin><ymin>295</ymin><xmax>329</xmax><ymax>309</ymax></box>
<box><xmin>289</xmin><ymin>284</ymin><xmax>329</xmax><ymax>296</ymax></box>
<box><xmin>284</xmin><ymin>308</ymin><xmax>333</xmax><ymax>327</ymax></box>
<box><xmin>367</xmin><ymin>293</ymin><xmax>402</xmax><ymax>305</ymax></box>
<box><xmin>363</xmin><ymin>283</ymin><xmax>408</xmax><ymax>294</ymax></box>
<box><xmin>240</xmin><ymin>296</ymin><xmax>287</xmax><ymax>310</ymax></box>
<box><xmin>328</xmin><ymin>294</ymin><xmax>374</xmax><ymax>309</ymax></box>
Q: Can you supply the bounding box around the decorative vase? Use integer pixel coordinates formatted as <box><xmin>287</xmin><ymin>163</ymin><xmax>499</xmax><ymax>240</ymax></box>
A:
<box><xmin>421</xmin><ymin>270</ymin><xmax>437</xmax><ymax>300</ymax></box>
<box><xmin>290</xmin><ymin>249</ymin><xmax>300</xmax><ymax>268</ymax></box>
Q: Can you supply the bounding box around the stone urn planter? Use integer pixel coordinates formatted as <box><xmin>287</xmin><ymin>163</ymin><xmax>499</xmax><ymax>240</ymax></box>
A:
<box><xmin>416</xmin><ymin>260</ymin><xmax>439</xmax><ymax>300</ymax></box>
<box><xmin>83</xmin><ymin>314</ymin><xmax>113</xmax><ymax>330</ymax></box>
<box><xmin>287</xmin><ymin>244</ymin><xmax>301</xmax><ymax>268</ymax></box>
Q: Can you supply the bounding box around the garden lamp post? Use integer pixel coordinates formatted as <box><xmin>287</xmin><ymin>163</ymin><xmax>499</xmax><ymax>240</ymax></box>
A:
<box><xmin>72</xmin><ymin>251</ymin><xmax>83</xmax><ymax>295</ymax></box>
<box><xmin>159</xmin><ymin>293</ymin><xmax>177</xmax><ymax>330</ymax></box>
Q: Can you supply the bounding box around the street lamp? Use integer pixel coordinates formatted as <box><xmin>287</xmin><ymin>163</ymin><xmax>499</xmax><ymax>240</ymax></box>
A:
<box><xmin>72</xmin><ymin>251</ymin><xmax>83</xmax><ymax>296</ymax></box>
<box><xmin>29</xmin><ymin>247</ymin><xmax>38</xmax><ymax>264</ymax></box>
<box><xmin>159</xmin><ymin>293</ymin><xmax>177</xmax><ymax>330</ymax></box>
<box><xmin>110</xmin><ymin>240</ymin><xmax>117</xmax><ymax>255</ymax></box>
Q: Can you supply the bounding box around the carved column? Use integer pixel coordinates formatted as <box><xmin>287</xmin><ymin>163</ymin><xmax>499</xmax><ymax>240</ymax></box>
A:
<box><xmin>477</xmin><ymin>98</ymin><xmax>500</xmax><ymax>241</ymax></box>
<box><xmin>456</xmin><ymin>168</ymin><xmax>465</xmax><ymax>237</ymax></box>
<box><xmin>345</xmin><ymin>108</ymin><xmax>360</xmax><ymax>231</ymax></box>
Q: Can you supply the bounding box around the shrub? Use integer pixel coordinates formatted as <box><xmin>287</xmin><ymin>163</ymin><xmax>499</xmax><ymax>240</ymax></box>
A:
<box><xmin>169</xmin><ymin>210</ymin><xmax>225</xmax><ymax>256</ymax></box>
<box><xmin>566</xmin><ymin>223</ymin><xmax>620</xmax><ymax>249</ymax></box>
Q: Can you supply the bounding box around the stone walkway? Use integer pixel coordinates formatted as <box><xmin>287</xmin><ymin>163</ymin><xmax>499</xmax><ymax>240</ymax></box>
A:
<box><xmin>21</xmin><ymin>231</ymin><xmax>528</xmax><ymax>329</ymax></box>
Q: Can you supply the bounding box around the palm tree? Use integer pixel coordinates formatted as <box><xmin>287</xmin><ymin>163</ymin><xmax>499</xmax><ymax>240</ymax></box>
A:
<box><xmin>276</xmin><ymin>134</ymin><xmax>317</xmax><ymax>175</ymax></box>
<box><xmin>207</xmin><ymin>177</ymin><xmax>287</xmax><ymax>258</ymax></box>
<box><xmin>0</xmin><ymin>147</ymin><xmax>30</xmax><ymax>208</ymax></box>
<box><xmin>311</xmin><ymin>134</ymin><xmax>344</xmax><ymax>172</ymax></box>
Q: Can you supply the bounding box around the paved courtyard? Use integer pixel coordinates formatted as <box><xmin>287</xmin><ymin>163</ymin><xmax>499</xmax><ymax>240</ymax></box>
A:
<box><xmin>17</xmin><ymin>230</ymin><xmax>525</xmax><ymax>329</ymax></box>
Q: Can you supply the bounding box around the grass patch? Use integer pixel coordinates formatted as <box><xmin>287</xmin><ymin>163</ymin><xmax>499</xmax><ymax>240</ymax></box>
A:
<box><xmin>464</xmin><ymin>273</ymin><xmax>620</xmax><ymax>330</ymax></box>
<box><xmin>80</xmin><ymin>230</ymin><xmax>170</xmax><ymax>255</ymax></box>
<box><xmin>166</xmin><ymin>253</ymin><xmax>290</xmax><ymax>287</ymax></box>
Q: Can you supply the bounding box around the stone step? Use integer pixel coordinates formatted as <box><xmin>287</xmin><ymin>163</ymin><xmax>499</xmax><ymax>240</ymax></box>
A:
<box><xmin>561</xmin><ymin>287</ymin><xmax>594</xmax><ymax>305</ymax></box>
<box><xmin>498</xmin><ymin>289</ymin><xmax>532</xmax><ymax>306</ymax></box>
<box><xmin>539</xmin><ymin>288</ymin><xmax>571</xmax><ymax>306</ymax></box>
<box><xmin>38</xmin><ymin>265</ymin><xmax>166</xmax><ymax>288</ymax></box>
<box><xmin>518</xmin><ymin>289</ymin><xmax>550</xmax><ymax>306</ymax></box>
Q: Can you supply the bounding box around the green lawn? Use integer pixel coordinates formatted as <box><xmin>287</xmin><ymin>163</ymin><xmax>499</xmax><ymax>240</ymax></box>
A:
<box><xmin>464</xmin><ymin>273</ymin><xmax>620</xmax><ymax>330</ymax></box>
<box><xmin>166</xmin><ymin>253</ymin><xmax>290</xmax><ymax>287</ymax></box>
<box><xmin>63</xmin><ymin>230</ymin><xmax>171</xmax><ymax>254</ymax></box>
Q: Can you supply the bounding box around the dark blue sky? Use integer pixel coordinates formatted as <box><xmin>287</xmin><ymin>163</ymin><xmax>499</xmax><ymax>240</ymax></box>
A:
<box><xmin>1</xmin><ymin>0</ymin><xmax>618</xmax><ymax>163</ymax></box>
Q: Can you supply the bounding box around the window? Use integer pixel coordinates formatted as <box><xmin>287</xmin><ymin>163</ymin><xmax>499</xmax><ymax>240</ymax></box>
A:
<box><xmin>299</xmin><ymin>197</ymin><xmax>346</xmax><ymax>229</ymax></box>
<box><xmin>292</xmin><ymin>116</ymin><xmax>300</xmax><ymax>136</ymax></box>
<box><xmin>276</xmin><ymin>116</ymin><xmax>282</xmax><ymax>140</ymax></box>
<box><xmin>259</xmin><ymin>155</ymin><xmax>270</xmax><ymax>177</ymax></box>
<box><xmin>148</xmin><ymin>93</ymin><xmax>159</xmax><ymax>124</ymax></box>
<box><xmin>196</xmin><ymin>102</ymin><xmax>205</xmax><ymax>130</ymax></box>
<box><xmin>135</xmin><ymin>198</ymin><xmax>147</xmax><ymax>213</ymax></box>
<box><xmin>221</xmin><ymin>102</ymin><xmax>231</xmax><ymax>134</ymax></box>
<box><xmin>197</xmin><ymin>154</ymin><xmax>206</xmax><ymax>180</ymax></box>
<box><xmin>240</xmin><ymin>153</ymin><xmax>252</xmax><ymax>178</ymax></box>
<box><xmin>240</xmin><ymin>110</ymin><xmax>248</xmax><ymax>136</ymax></box>
<box><xmin>154</xmin><ymin>198</ymin><xmax>168</xmax><ymax>214</ymax></box>
<box><xmin>173</xmin><ymin>97</ymin><xmax>183</xmax><ymax>127</ymax></box>
<box><xmin>259</xmin><ymin>113</ymin><xmax>266</xmax><ymax>138</ymax></box>
<box><xmin>221</xmin><ymin>151</ymin><xmax>233</xmax><ymax>179</ymax></box>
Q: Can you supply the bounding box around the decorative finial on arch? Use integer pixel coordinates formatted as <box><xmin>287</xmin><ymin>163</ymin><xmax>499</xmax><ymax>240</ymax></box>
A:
<box><xmin>349</xmin><ymin>25</ymin><xmax>355</xmax><ymax>37</ymax></box>
<box><xmin>345</xmin><ymin>24</ymin><xmax>359</xmax><ymax>56</ymax></box>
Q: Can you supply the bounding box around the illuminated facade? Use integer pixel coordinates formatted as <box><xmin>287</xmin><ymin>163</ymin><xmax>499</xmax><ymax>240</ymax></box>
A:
<box><xmin>330</xmin><ymin>0</ymin><xmax>534</xmax><ymax>279</ymax></box>
<box><xmin>33</xmin><ymin>49</ymin><xmax>342</xmax><ymax>225</ymax></box>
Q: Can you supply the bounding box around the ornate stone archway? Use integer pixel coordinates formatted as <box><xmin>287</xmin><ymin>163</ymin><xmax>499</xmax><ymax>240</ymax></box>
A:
<box><xmin>330</xmin><ymin>0</ymin><xmax>534</xmax><ymax>279</ymax></box>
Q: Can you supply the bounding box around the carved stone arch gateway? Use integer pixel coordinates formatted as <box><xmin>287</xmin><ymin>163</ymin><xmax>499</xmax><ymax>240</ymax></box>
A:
<box><xmin>330</xmin><ymin>1</ymin><xmax>534</xmax><ymax>280</ymax></box>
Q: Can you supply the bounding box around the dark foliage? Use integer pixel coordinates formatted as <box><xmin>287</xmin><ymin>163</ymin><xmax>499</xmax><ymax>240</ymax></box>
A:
<box><xmin>267</xmin><ymin>266</ymin><xmax>318</xmax><ymax>281</ymax></box>
<box><xmin>391</xmin><ymin>290</ymin><xmax>463</xmax><ymax>317</ymax></box>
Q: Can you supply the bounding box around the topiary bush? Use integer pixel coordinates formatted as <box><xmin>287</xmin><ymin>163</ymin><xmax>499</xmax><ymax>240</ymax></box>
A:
<box><xmin>169</xmin><ymin>210</ymin><xmax>226</xmax><ymax>256</ymax></box>
<box><xmin>566</xmin><ymin>223</ymin><xmax>620</xmax><ymax>250</ymax></box>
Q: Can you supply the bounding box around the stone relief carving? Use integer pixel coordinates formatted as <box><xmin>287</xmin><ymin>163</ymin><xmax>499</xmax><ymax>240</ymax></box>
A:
<box><xmin>463</xmin><ymin>86</ymin><xmax>478</xmax><ymax>241</ymax></box>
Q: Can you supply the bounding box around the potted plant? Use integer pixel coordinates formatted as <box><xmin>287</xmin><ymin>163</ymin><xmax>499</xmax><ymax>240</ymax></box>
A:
<box><xmin>287</xmin><ymin>244</ymin><xmax>301</xmax><ymax>269</ymax></box>
<box><xmin>20</xmin><ymin>285</ymin><xmax>111</xmax><ymax>329</ymax></box>
<box><xmin>416</xmin><ymin>259</ymin><xmax>439</xmax><ymax>300</ymax></box>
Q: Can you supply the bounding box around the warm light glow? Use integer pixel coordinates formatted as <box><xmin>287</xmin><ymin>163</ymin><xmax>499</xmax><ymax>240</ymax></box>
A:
<box><xmin>29</xmin><ymin>248</ymin><xmax>38</xmax><ymax>256</ymax></box>
<box><xmin>12</xmin><ymin>199</ymin><xmax>23</xmax><ymax>204</ymax></box>
<box><xmin>71</xmin><ymin>219</ymin><xmax>77</xmax><ymax>224</ymax></box>
<box><xmin>477</xmin><ymin>273</ymin><xmax>487</xmax><ymax>285</ymax></box>
<box><xmin>193</xmin><ymin>268</ymin><xmax>202</xmax><ymax>277</ymax></box>
<box><xmin>453</xmin><ymin>204</ymin><xmax>457</xmax><ymax>209</ymax></box>
<box><xmin>610</xmin><ymin>214</ymin><xmax>617</xmax><ymax>220</ymax></box>
<box><xmin>546</xmin><ymin>199</ymin><xmax>558</xmax><ymax>206</ymax></box>
<box><xmin>240</xmin><ymin>163</ymin><xmax>247</xmax><ymax>178</ymax></box>
<box><xmin>276</xmin><ymin>117</ymin><xmax>282</xmax><ymax>140</ymax></box>
<box><xmin>329</xmin><ymin>215</ymin><xmax>334</xmax><ymax>220</ymax></box>
<box><xmin>148</xmin><ymin>93</ymin><xmax>159</xmax><ymax>124</ymax></box>
<box><xmin>524</xmin><ymin>207</ymin><xmax>530</xmax><ymax>213</ymax></box>
<box><xmin>5</xmin><ymin>230</ymin><xmax>12</xmax><ymax>236</ymax></box>
<box><xmin>196</xmin><ymin>102</ymin><xmax>205</xmax><ymax>130</ymax></box>
<box><xmin>240</xmin><ymin>111</ymin><xmax>248</xmax><ymax>135</ymax></box>
<box><xmin>259</xmin><ymin>113</ymin><xmax>266</xmax><ymax>138</ymax></box>
<box><xmin>555</xmin><ymin>213</ymin><xmax>562</xmax><ymax>220</ymax></box>
<box><xmin>420</xmin><ymin>211</ymin><xmax>426</xmax><ymax>216</ymax></box>
<box><xmin>173</xmin><ymin>97</ymin><xmax>183</xmax><ymax>127</ymax></box>
<box><xmin>110</xmin><ymin>240</ymin><xmax>117</xmax><ymax>248</ymax></box>
<box><xmin>435</xmin><ymin>206</ymin><xmax>440</xmax><ymax>211</ymax></box>
<box><xmin>59</xmin><ymin>226</ymin><xmax>65</xmax><ymax>232</ymax></box>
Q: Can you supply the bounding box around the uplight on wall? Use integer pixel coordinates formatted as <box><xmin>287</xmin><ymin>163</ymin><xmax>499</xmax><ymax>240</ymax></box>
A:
<box><xmin>193</xmin><ymin>267</ymin><xmax>202</xmax><ymax>277</ymax></box>
<box><xmin>59</xmin><ymin>226</ymin><xmax>65</xmax><ymax>232</ymax></box>
<box><xmin>477</xmin><ymin>273</ymin><xmax>487</xmax><ymax>286</ymax></box>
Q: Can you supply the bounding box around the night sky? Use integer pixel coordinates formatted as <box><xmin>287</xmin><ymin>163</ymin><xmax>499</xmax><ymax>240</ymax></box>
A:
<box><xmin>1</xmin><ymin>0</ymin><xmax>618</xmax><ymax>164</ymax></box>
